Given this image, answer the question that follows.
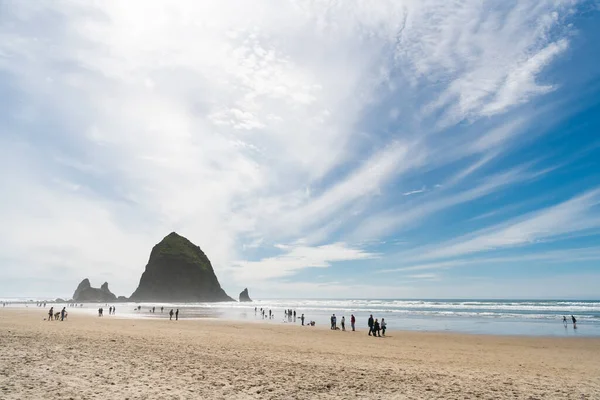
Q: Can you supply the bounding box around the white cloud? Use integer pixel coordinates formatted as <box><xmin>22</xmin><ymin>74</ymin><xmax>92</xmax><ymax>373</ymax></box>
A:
<box><xmin>406</xmin><ymin>273</ymin><xmax>439</xmax><ymax>280</ymax></box>
<box><xmin>403</xmin><ymin>187</ymin><xmax>426</xmax><ymax>196</ymax></box>
<box><xmin>230</xmin><ymin>242</ymin><xmax>378</xmax><ymax>283</ymax></box>
<box><xmin>0</xmin><ymin>0</ymin><xmax>582</xmax><ymax>297</ymax></box>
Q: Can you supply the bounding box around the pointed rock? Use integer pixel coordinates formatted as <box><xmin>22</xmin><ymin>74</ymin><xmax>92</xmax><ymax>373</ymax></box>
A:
<box><xmin>239</xmin><ymin>288</ymin><xmax>252</xmax><ymax>302</ymax></box>
<box><xmin>129</xmin><ymin>232</ymin><xmax>233</xmax><ymax>302</ymax></box>
<box><xmin>72</xmin><ymin>279</ymin><xmax>117</xmax><ymax>302</ymax></box>
<box><xmin>72</xmin><ymin>278</ymin><xmax>91</xmax><ymax>301</ymax></box>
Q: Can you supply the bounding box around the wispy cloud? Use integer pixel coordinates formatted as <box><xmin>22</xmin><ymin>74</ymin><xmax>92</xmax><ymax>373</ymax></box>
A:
<box><xmin>379</xmin><ymin>247</ymin><xmax>600</xmax><ymax>274</ymax></box>
<box><xmin>231</xmin><ymin>242</ymin><xmax>378</xmax><ymax>283</ymax></box>
<box><xmin>403</xmin><ymin>187</ymin><xmax>426</xmax><ymax>196</ymax></box>
<box><xmin>349</xmin><ymin>162</ymin><xmax>552</xmax><ymax>241</ymax></box>
<box><xmin>407</xmin><ymin>189</ymin><xmax>600</xmax><ymax>262</ymax></box>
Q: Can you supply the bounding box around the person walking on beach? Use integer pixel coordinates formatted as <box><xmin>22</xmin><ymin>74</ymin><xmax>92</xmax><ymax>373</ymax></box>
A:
<box><xmin>368</xmin><ymin>315</ymin><xmax>374</xmax><ymax>336</ymax></box>
<box><xmin>109</xmin><ymin>306</ymin><xmax>112</xmax><ymax>315</ymax></box>
<box><xmin>98</xmin><ymin>307</ymin><xmax>103</xmax><ymax>317</ymax></box>
<box><xmin>48</xmin><ymin>307</ymin><xmax>54</xmax><ymax>321</ymax></box>
<box><xmin>373</xmin><ymin>319</ymin><xmax>381</xmax><ymax>337</ymax></box>
<box><xmin>381</xmin><ymin>318</ymin><xmax>387</xmax><ymax>336</ymax></box>
<box><xmin>351</xmin><ymin>314</ymin><xmax>356</xmax><ymax>331</ymax></box>
<box><xmin>61</xmin><ymin>307</ymin><xmax>66</xmax><ymax>321</ymax></box>
<box><xmin>341</xmin><ymin>316</ymin><xmax>345</xmax><ymax>331</ymax></box>
<box><xmin>161</xmin><ymin>306</ymin><xmax>164</xmax><ymax>313</ymax></box>
<box><xmin>563</xmin><ymin>316</ymin><xmax>567</xmax><ymax>327</ymax></box>
<box><xmin>301</xmin><ymin>313</ymin><xmax>305</xmax><ymax>326</ymax></box>
<box><xmin>175</xmin><ymin>309</ymin><xmax>179</xmax><ymax>321</ymax></box>
<box><xmin>169</xmin><ymin>309</ymin><xmax>174</xmax><ymax>320</ymax></box>
<box><xmin>571</xmin><ymin>315</ymin><xmax>577</xmax><ymax>329</ymax></box>
<box><xmin>152</xmin><ymin>306</ymin><xmax>155</xmax><ymax>313</ymax></box>
<box><xmin>112</xmin><ymin>306</ymin><xmax>116</xmax><ymax>315</ymax></box>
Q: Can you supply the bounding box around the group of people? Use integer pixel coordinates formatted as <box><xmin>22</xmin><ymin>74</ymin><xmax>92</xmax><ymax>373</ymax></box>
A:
<box><xmin>47</xmin><ymin>306</ymin><xmax>68</xmax><ymax>321</ymax></box>
<box><xmin>328</xmin><ymin>314</ymin><xmax>358</xmax><ymax>331</ymax></box>
<box><xmin>284</xmin><ymin>309</ymin><xmax>297</xmax><ymax>322</ymax></box>
<box><xmin>256</xmin><ymin>307</ymin><xmax>275</xmax><ymax>320</ymax></box>
<box><xmin>563</xmin><ymin>315</ymin><xmax>577</xmax><ymax>329</ymax></box>
<box><xmin>254</xmin><ymin>308</ymin><xmax>386</xmax><ymax>335</ymax></box>
<box><xmin>98</xmin><ymin>306</ymin><xmax>117</xmax><ymax>316</ymax></box>
<box><xmin>36</xmin><ymin>302</ymin><xmax>83</xmax><ymax>308</ymax></box>
<box><xmin>169</xmin><ymin>309</ymin><xmax>180</xmax><ymax>320</ymax></box>
<box><xmin>255</xmin><ymin>307</ymin><xmax>311</xmax><ymax>326</ymax></box>
<box><xmin>367</xmin><ymin>314</ymin><xmax>386</xmax><ymax>337</ymax></box>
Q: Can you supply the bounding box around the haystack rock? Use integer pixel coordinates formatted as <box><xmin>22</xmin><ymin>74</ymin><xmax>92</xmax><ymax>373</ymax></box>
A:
<box><xmin>239</xmin><ymin>288</ymin><xmax>252</xmax><ymax>302</ymax></box>
<box><xmin>72</xmin><ymin>278</ymin><xmax>117</xmax><ymax>302</ymax></box>
<box><xmin>129</xmin><ymin>232</ymin><xmax>234</xmax><ymax>302</ymax></box>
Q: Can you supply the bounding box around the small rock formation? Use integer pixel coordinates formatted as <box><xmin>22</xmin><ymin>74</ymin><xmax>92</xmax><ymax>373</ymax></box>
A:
<box><xmin>239</xmin><ymin>288</ymin><xmax>252</xmax><ymax>302</ymax></box>
<box><xmin>117</xmin><ymin>296</ymin><xmax>128</xmax><ymax>302</ymax></box>
<box><xmin>129</xmin><ymin>232</ymin><xmax>234</xmax><ymax>302</ymax></box>
<box><xmin>72</xmin><ymin>278</ymin><xmax>117</xmax><ymax>303</ymax></box>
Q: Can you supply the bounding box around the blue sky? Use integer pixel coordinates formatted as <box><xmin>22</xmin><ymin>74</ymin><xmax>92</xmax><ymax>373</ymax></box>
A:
<box><xmin>1</xmin><ymin>1</ymin><xmax>600</xmax><ymax>299</ymax></box>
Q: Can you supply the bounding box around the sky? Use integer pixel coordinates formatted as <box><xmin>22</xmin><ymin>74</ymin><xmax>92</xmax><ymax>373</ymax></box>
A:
<box><xmin>1</xmin><ymin>1</ymin><xmax>600</xmax><ymax>300</ymax></box>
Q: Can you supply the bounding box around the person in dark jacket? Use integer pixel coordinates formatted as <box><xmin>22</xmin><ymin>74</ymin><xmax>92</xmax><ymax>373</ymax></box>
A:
<box><xmin>169</xmin><ymin>309</ymin><xmax>174</xmax><ymax>320</ymax></box>
<box><xmin>175</xmin><ymin>309</ymin><xmax>179</xmax><ymax>321</ymax></box>
<box><xmin>571</xmin><ymin>315</ymin><xmax>577</xmax><ymax>329</ymax></box>
<box><xmin>368</xmin><ymin>315</ymin><xmax>374</xmax><ymax>336</ymax></box>
<box><xmin>373</xmin><ymin>319</ymin><xmax>381</xmax><ymax>337</ymax></box>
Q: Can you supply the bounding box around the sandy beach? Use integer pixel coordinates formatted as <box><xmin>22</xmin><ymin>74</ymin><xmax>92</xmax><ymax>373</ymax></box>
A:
<box><xmin>1</xmin><ymin>309</ymin><xmax>599</xmax><ymax>399</ymax></box>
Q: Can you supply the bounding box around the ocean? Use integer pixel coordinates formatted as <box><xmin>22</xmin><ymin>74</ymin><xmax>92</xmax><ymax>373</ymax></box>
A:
<box><xmin>5</xmin><ymin>298</ymin><xmax>600</xmax><ymax>337</ymax></box>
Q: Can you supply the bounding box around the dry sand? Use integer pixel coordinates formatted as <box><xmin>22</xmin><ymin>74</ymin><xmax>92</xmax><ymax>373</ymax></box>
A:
<box><xmin>1</xmin><ymin>308</ymin><xmax>599</xmax><ymax>399</ymax></box>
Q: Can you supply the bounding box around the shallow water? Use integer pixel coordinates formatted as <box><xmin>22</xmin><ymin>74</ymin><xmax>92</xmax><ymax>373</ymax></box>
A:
<box><xmin>6</xmin><ymin>298</ymin><xmax>599</xmax><ymax>337</ymax></box>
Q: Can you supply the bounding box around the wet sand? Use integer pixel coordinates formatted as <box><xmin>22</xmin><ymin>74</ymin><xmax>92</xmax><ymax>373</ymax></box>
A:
<box><xmin>1</xmin><ymin>308</ymin><xmax>599</xmax><ymax>399</ymax></box>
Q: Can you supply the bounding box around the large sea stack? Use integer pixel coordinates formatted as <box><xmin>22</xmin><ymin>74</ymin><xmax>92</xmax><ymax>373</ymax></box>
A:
<box><xmin>129</xmin><ymin>232</ymin><xmax>233</xmax><ymax>302</ymax></box>
<box><xmin>72</xmin><ymin>279</ymin><xmax>117</xmax><ymax>302</ymax></box>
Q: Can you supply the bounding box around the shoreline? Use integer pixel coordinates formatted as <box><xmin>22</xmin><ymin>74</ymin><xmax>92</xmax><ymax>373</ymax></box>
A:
<box><xmin>3</xmin><ymin>302</ymin><xmax>595</xmax><ymax>338</ymax></box>
<box><xmin>1</xmin><ymin>308</ymin><xmax>599</xmax><ymax>399</ymax></box>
